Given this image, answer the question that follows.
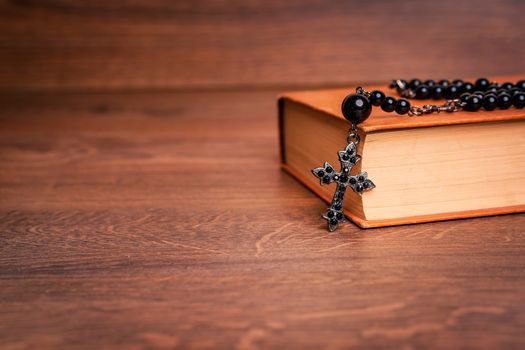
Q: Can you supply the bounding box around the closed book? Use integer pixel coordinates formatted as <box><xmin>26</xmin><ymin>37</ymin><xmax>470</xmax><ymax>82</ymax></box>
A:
<box><xmin>278</xmin><ymin>76</ymin><xmax>525</xmax><ymax>228</ymax></box>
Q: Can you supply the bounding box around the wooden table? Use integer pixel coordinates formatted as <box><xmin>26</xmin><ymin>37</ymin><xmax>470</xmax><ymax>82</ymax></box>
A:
<box><xmin>1</xmin><ymin>90</ymin><xmax>524</xmax><ymax>349</ymax></box>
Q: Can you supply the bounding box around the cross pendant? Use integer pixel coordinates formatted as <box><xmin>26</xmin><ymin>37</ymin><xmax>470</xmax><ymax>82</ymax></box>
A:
<box><xmin>311</xmin><ymin>129</ymin><xmax>375</xmax><ymax>231</ymax></box>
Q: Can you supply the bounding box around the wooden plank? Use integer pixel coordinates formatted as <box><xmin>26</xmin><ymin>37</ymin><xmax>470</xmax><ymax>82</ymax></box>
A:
<box><xmin>0</xmin><ymin>0</ymin><xmax>524</xmax><ymax>91</ymax></box>
<box><xmin>1</xmin><ymin>91</ymin><xmax>525</xmax><ymax>348</ymax></box>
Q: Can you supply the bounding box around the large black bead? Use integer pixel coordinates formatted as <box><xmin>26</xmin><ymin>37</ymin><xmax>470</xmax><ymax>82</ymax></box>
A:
<box><xmin>438</xmin><ymin>79</ymin><xmax>450</xmax><ymax>87</ymax></box>
<box><xmin>483</xmin><ymin>94</ymin><xmax>497</xmax><ymax>111</ymax></box>
<box><xmin>381</xmin><ymin>96</ymin><xmax>397</xmax><ymax>112</ymax></box>
<box><xmin>500</xmin><ymin>82</ymin><xmax>514</xmax><ymax>91</ymax></box>
<box><xmin>341</xmin><ymin>94</ymin><xmax>372</xmax><ymax>124</ymax></box>
<box><xmin>415</xmin><ymin>85</ymin><xmax>430</xmax><ymax>99</ymax></box>
<box><xmin>464</xmin><ymin>95</ymin><xmax>482</xmax><ymax>111</ymax></box>
<box><xmin>369</xmin><ymin>90</ymin><xmax>386</xmax><ymax>106</ymax></box>
<box><xmin>513</xmin><ymin>93</ymin><xmax>525</xmax><ymax>109</ymax></box>
<box><xmin>395</xmin><ymin>98</ymin><xmax>411</xmax><ymax>115</ymax></box>
<box><xmin>475</xmin><ymin>78</ymin><xmax>490</xmax><ymax>91</ymax></box>
<box><xmin>462</xmin><ymin>82</ymin><xmax>475</xmax><ymax>93</ymax></box>
<box><xmin>460</xmin><ymin>93</ymin><xmax>471</xmax><ymax>103</ymax></box>
<box><xmin>485</xmin><ymin>87</ymin><xmax>498</xmax><ymax>95</ymax></box>
<box><xmin>473</xmin><ymin>91</ymin><xmax>484</xmax><ymax>100</ymax></box>
<box><xmin>408</xmin><ymin>79</ymin><xmax>422</xmax><ymax>89</ymax></box>
<box><xmin>452</xmin><ymin>79</ymin><xmax>464</xmax><ymax>87</ymax></box>
<box><xmin>497</xmin><ymin>93</ymin><xmax>512</xmax><ymax>109</ymax></box>
<box><xmin>431</xmin><ymin>85</ymin><xmax>445</xmax><ymax>99</ymax></box>
<box><xmin>424</xmin><ymin>79</ymin><xmax>435</xmax><ymax>87</ymax></box>
<box><xmin>517</xmin><ymin>80</ymin><xmax>525</xmax><ymax>91</ymax></box>
<box><xmin>444</xmin><ymin>85</ymin><xmax>460</xmax><ymax>99</ymax></box>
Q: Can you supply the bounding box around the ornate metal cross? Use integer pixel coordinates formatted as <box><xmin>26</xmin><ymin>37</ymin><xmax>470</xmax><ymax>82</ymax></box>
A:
<box><xmin>311</xmin><ymin>129</ymin><xmax>375</xmax><ymax>231</ymax></box>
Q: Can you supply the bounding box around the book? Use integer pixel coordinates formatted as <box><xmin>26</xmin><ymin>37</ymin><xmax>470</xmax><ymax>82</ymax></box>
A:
<box><xmin>278</xmin><ymin>77</ymin><xmax>525</xmax><ymax>228</ymax></box>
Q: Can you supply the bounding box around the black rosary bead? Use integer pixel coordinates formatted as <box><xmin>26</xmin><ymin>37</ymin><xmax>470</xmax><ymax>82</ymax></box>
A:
<box><xmin>369</xmin><ymin>90</ymin><xmax>386</xmax><ymax>106</ymax></box>
<box><xmin>381</xmin><ymin>96</ymin><xmax>397</xmax><ymax>112</ymax></box>
<box><xmin>473</xmin><ymin>91</ymin><xmax>484</xmax><ymax>100</ymax></box>
<box><xmin>460</xmin><ymin>93</ymin><xmax>471</xmax><ymax>103</ymax></box>
<box><xmin>461</xmin><ymin>82</ymin><xmax>475</xmax><ymax>93</ymax></box>
<box><xmin>395</xmin><ymin>98</ymin><xmax>411</xmax><ymax>115</ymax></box>
<box><xmin>452</xmin><ymin>79</ymin><xmax>464</xmax><ymax>87</ymax></box>
<box><xmin>355</xmin><ymin>78</ymin><xmax>525</xmax><ymax>120</ymax></box>
<box><xmin>497</xmin><ymin>93</ymin><xmax>512</xmax><ymax>109</ymax></box>
<box><xmin>431</xmin><ymin>85</ymin><xmax>445</xmax><ymax>99</ymax></box>
<box><xmin>475</xmin><ymin>78</ymin><xmax>490</xmax><ymax>91</ymax></box>
<box><xmin>341</xmin><ymin>93</ymin><xmax>372</xmax><ymax>124</ymax></box>
<box><xmin>444</xmin><ymin>85</ymin><xmax>460</xmax><ymax>99</ymax></box>
<box><xmin>464</xmin><ymin>95</ymin><xmax>482</xmax><ymax>112</ymax></box>
<box><xmin>485</xmin><ymin>87</ymin><xmax>498</xmax><ymax>95</ymax></box>
<box><xmin>438</xmin><ymin>79</ymin><xmax>450</xmax><ymax>87</ymax></box>
<box><xmin>483</xmin><ymin>94</ymin><xmax>497</xmax><ymax>111</ymax></box>
<box><xmin>514</xmin><ymin>93</ymin><xmax>525</xmax><ymax>109</ymax></box>
<box><xmin>408</xmin><ymin>79</ymin><xmax>422</xmax><ymax>89</ymax></box>
<box><xmin>500</xmin><ymin>82</ymin><xmax>514</xmax><ymax>91</ymax></box>
<box><xmin>415</xmin><ymin>85</ymin><xmax>430</xmax><ymax>99</ymax></box>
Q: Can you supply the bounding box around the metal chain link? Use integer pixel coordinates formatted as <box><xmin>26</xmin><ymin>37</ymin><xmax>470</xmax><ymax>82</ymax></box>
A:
<box><xmin>348</xmin><ymin>123</ymin><xmax>360</xmax><ymax>145</ymax></box>
<box><xmin>408</xmin><ymin>99</ymin><xmax>464</xmax><ymax>116</ymax></box>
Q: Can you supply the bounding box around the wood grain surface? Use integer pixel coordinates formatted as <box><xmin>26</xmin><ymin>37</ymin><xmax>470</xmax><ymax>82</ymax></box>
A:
<box><xmin>1</xmin><ymin>90</ymin><xmax>525</xmax><ymax>349</ymax></box>
<box><xmin>1</xmin><ymin>0</ymin><xmax>525</xmax><ymax>91</ymax></box>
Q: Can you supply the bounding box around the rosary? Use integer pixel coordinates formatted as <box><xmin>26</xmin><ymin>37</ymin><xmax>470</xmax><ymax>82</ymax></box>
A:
<box><xmin>312</xmin><ymin>78</ymin><xmax>525</xmax><ymax>231</ymax></box>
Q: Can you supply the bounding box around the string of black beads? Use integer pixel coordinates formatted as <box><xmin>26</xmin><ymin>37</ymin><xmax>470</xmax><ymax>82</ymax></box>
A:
<box><xmin>391</xmin><ymin>78</ymin><xmax>525</xmax><ymax>111</ymax></box>
<box><xmin>341</xmin><ymin>78</ymin><xmax>525</xmax><ymax>126</ymax></box>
